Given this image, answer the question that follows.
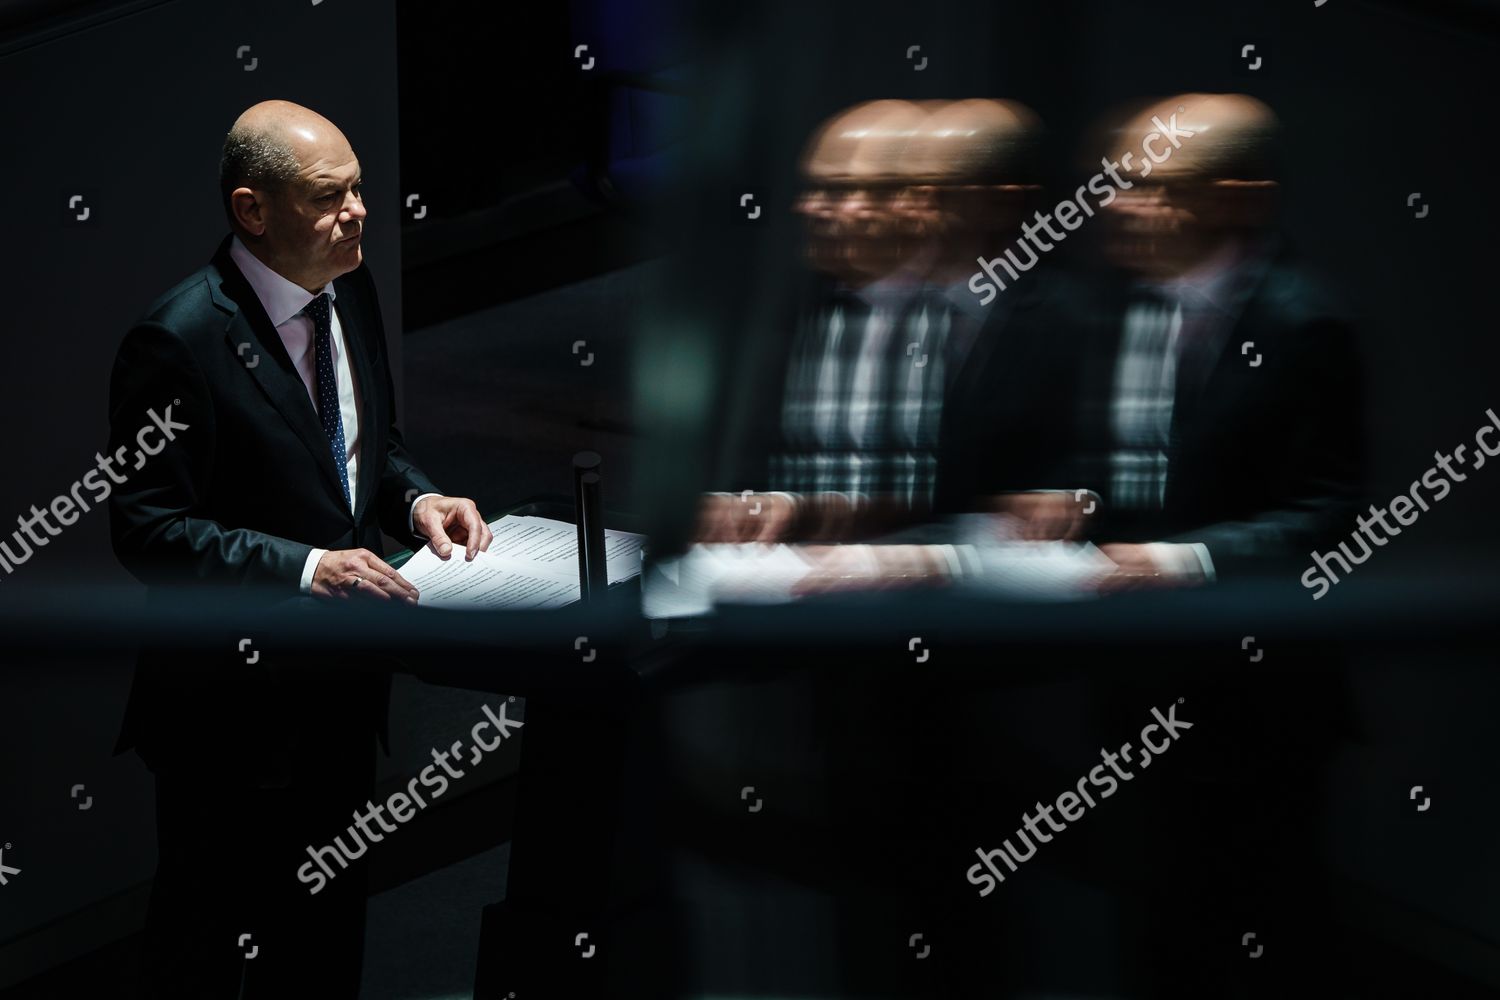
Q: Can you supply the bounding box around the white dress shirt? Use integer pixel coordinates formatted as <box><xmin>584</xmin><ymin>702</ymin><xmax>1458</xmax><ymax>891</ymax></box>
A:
<box><xmin>228</xmin><ymin>235</ymin><xmax>436</xmax><ymax>592</ymax></box>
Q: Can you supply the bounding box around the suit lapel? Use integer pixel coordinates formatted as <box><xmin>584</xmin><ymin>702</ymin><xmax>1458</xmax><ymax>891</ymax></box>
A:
<box><xmin>1171</xmin><ymin>250</ymin><xmax>1277</xmax><ymax>439</ymax></box>
<box><xmin>944</xmin><ymin>270</ymin><xmax>1047</xmax><ymax>405</ymax></box>
<box><xmin>209</xmin><ymin>236</ymin><xmax>351</xmax><ymax>508</ymax></box>
<box><xmin>946</xmin><ymin>299</ymin><xmax>1002</xmax><ymax>405</ymax></box>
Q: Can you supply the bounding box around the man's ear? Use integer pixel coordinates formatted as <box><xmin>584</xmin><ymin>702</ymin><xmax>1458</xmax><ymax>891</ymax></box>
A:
<box><xmin>231</xmin><ymin>187</ymin><xmax>268</xmax><ymax>236</ymax></box>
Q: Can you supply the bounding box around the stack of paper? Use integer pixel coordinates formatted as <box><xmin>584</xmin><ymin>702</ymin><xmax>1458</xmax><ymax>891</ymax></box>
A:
<box><xmin>401</xmin><ymin>515</ymin><xmax>644</xmax><ymax>610</ymax></box>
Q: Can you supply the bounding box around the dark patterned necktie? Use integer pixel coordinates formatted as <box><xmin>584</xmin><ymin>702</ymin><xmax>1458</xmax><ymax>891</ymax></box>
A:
<box><xmin>303</xmin><ymin>292</ymin><xmax>352</xmax><ymax>508</ymax></box>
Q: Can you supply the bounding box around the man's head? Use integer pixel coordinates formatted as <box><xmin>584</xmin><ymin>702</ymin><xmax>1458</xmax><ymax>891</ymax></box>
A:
<box><xmin>903</xmin><ymin>98</ymin><xmax>1043</xmax><ymax>282</ymax></box>
<box><xmin>1098</xmin><ymin>92</ymin><xmax>1279</xmax><ymax>281</ymax></box>
<box><xmin>219</xmin><ymin>100</ymin><xmax>366</xmax><ymax>293</ymax></box>
<box><xmin>795</xmin><ymin>99</ymin><xmax>931</xmax><ymax>284</ymax></box>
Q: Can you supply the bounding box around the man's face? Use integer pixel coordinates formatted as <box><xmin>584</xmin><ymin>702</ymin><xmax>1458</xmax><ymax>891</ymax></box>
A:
<box><xmin>795</xmin><ymin>182</ymin><xmax>915</xmax><ymax>283</ymax></box>
<box><xmin>1097</xmin><ymin>122</ymin><xmax>1275</xmax><ymax>281</ymax></box>
<box><xmin>1101</xmin><ymin>175</ymin><xmax>1245</xmax><ymax>280</ymax></box>
<box><xmin>257</xmin><ymin>139</ymin><xmax>366</xmax><ymax>291</ymax></box>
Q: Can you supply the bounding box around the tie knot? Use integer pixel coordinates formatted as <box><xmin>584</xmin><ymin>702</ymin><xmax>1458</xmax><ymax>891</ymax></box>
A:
<box><xmin>304</xmin><ymin>292</ymin><xmax>332</xmax><ymax>331</ymax></box>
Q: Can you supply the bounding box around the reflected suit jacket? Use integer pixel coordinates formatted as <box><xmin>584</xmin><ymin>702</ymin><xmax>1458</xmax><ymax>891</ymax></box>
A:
<box><xmin>1042</xmin><ymin>245</ymin><xmax>1367</xmax><ymax>579</ymax></box>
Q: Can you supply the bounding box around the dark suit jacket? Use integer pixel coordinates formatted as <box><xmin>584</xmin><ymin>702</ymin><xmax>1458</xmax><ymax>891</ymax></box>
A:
<box><xmin>718</xmin><ymin>265</ymin><xmax>1071</xmax><ymax>515</ymax></box>
<box><xmin>1037</xmin><ymin>243</ymin><xmax>1366</xmax><ymax>578</ymax></box>
<box><xmin>933</xmin><ymin>268</ymin><xmax>1082</xmax><ymax>515</ymax></box>
<box><xmin>108</xmin><ymin>234</ymin><xmax>442</xmax><ymax>780</ymax></box>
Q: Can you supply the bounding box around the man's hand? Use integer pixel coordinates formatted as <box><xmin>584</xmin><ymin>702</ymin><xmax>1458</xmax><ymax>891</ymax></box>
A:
<box><xmin>695</xmin><ymin>492</ymin><xmax>800</xmax><ymax>544</ymax></box>
<box><xmin>312</xmin><ymin>548</ymin><xmax>420</xmax><ymax>604</ymax></box>
<box><xmin>412</xmin><ymin>495</ymin><xmax>493</xmax><ymax>560</ymax></box>
<box><xmin>1097</xmin><ymin>542</ymin><xmax>1206</xmax><ymax>593</ymax></box>
<box><xmin>988</xmin><ymin>491</ymin><xmax>1096</xmax><ymax>541</ymax></box>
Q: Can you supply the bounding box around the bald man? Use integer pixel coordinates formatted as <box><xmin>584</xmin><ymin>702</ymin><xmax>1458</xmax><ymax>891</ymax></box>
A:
<box><xmin>107</xmin><ymin>101</ymin><xmax>491</xmax><ymax>997</ymax></box>
<box><xmin>1017</xmin><ymin>93</ymin><xmax>1364</xmax><ymax>584</ymax></box>
<box><xmin>1021</xmin><ymin>97</ymin><xmax>1362</xmax><ymax>995</ymax></box>
<box><xmin>697</xmin><ymin>99</ymin><xmax>940</xmax><ymax>542</ymax></box>
<box><xmin>700</xmin><ymin>98</ymin><xmax>1063</xmax><ymax>545</ymax></box>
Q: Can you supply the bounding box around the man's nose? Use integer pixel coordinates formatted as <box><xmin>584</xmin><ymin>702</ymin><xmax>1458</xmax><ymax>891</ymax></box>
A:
<box><xmin>839</xmin><ymin>191</ymin><xmax>872</xmax><ymax>213</ymax></box>
<box><xmin>342</xmin><ymin>195</ymin><xmax>367</xmax><ymax>221</ymax></box>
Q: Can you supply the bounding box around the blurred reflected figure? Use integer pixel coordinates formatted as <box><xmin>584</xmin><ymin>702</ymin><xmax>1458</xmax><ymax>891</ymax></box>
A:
<box><xmin>777</xmin><ymin>100</ymin><xmax>941</xmax><ymax>515</ymax></box>
<box><xmin>1027</xmin><ymin>93</ymin><xmax>1362</xmax><ymax>999</ymax></box>
<box><xmin>797</xmin><ymin>99</ymin><xmax>931</xmax><ymax>288</ymax></box>
<box><xmin>1029</xmin><ymin>93</ymin><xmax>1364</xmax><ymax>586</ymax></box>
<box><xmin>697</xmin><ymin>98</ymin><xmax>1055</xmax><ymax>554</ymax></box>
<box><xmin>701</xmin><ymin>98</ymin><xmax>940</xmax><ymax>544</ymax></box>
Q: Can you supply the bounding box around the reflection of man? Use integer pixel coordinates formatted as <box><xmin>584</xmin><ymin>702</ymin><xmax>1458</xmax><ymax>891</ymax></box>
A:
<box><xmin>108</xmin><ymin>100</ymin><xmax>491</xmax><ymax>997</ymax></box>
<box><xmin>1016</xmin><ymin>95</ymin><xmax>1361</xmax><ymax>995</ymax></box>
<box><xmin>695</xmin><ymin>100</ymin><xmax>932</xmax><ymax>542</ymax></box>
<box><xmin>768</xmin><ymin>99</ymin><xmax>942</xmax><ymax>526</ymax></box>
<box><xmin>700</xmin><ymin>98</ymin><xmax>1057</xmax><ymax>550</ymax></box>
<box><xmin>1024</xmin><ymin>93</ymin><xmax>1364</xmax><ymax>587</ymax></box>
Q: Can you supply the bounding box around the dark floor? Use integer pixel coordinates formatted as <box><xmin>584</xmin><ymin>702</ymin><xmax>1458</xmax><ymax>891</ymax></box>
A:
<box><xmin>361</xmin><ymin>840</ymin><xmax>512</xmax><ymax>1000</ymax></box>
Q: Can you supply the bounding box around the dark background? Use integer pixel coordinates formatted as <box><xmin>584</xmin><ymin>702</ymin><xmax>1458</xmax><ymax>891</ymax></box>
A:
<box><xmin>2</xmin><ymin>0</ymin><xmax>1499</xmax><ymax>996</ymax></box>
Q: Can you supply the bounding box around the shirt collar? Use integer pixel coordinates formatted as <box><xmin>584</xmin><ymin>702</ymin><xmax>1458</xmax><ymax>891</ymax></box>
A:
<box><xmin>850</xmin><ymin>242</ymin><xmax>942</xmax><ymax>310</ymax></box>
<box><xmin>1140</xmin><ymin>235</ymin><xmax>1271</xmax><ymax>316</ymax></box>
<box><xmin>228</xmin><ymin>233</ymin><xmax>336</xmax><ymax>328</ymax></box>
